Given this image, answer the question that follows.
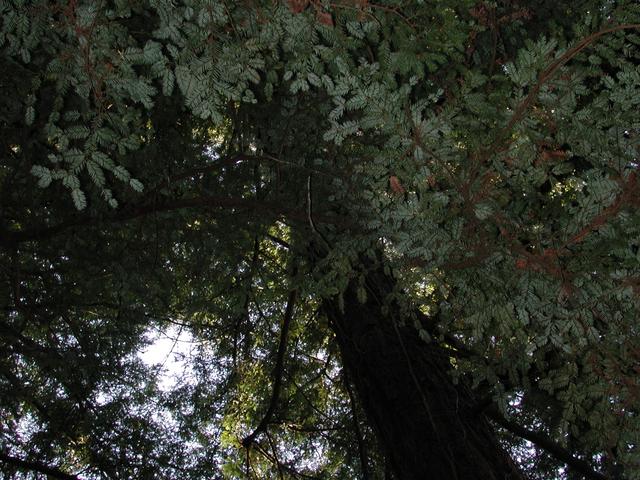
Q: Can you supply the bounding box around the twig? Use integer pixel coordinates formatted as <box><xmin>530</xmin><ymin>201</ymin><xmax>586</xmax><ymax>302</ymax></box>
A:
<box><xmin>485</xmin><ymin>408</ymin><xmax>609</xmax><ymax>480</ymax></box>
<box><xmin>343</xmin><ymin>372</ymin><xmax>370</xmax><ymax>480</ymax></box>
<box><xmin>0</xmin><ymin>452</ymin><xmax>79</xmax><ymax>480</ymax></box>
<box><xmin>497</xmin><ymin>23</ymin><xmax>640</xmax><ymax>147</ymax></box>
<box><xmin>241</xmin><ymin>287</ymin><xmax>298</xmax><ymax>447</ymax></box>
<box><xmin>1</xmin><ymin>192</ymin><xmax>347</xmax><ymax>248</ymax></box>
<box><xmin>266</xmin><ymin>233</ymin><xmax>291</xmax><ymax>250</ymax></box>
<box><xmin>265</xmin><ymin>431</ymin><xmax>285</xmax><ymax>480</ymax></box>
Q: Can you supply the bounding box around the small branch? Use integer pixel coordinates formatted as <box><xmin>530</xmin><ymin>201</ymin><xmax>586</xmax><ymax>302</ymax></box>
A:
<box><xmin>148</xmin><ymin>152</ymin><xmax>332</xmax><ymax>196</ymax></box>
<box><xmin>232</xmin><ymin>236</ymin><xmax>260</xmax><ymax>369</ymax></box>
<box><xmin>0</xmin><ymin>452</ymin><xmax>79</xmax><ymax>480</ymax></box>
<box><xmin>241</xmin><ymin>287</ymin><xmax>298</xmax><ymax>447</ymax></box>
<box><xmin>265</xmin><ymin>431</ymin><xmax>285</xmax><ymax>480</ymax></box>
<box><xmin>0</xmin><ymin>196</ymin><xmax>266</xmax><ymax>247</ymax></box>
<box><xmin>266</xmin><ymin>233</ymin><xmax>291</xmax><ymax>250</ymax></box>
<box><xmin>252</xmin><ymin>442</ymin><xmax>320</xmax><ymax>480</ymax></box>
<box><xmin>495</xmin><ymin>23</ymin><xmax>640</xmax><ymax>151</ymax></box>
<box><xmin>565</xmin><ymin>171</ymin><xmax>637</xmax><ymax>247</ymax></box>
<box><xmin>485</xmin><ymin>408</ymin><xmax>609</xmax><ymax>480</ymax></box>
<box><xmin>1</xmin><ymin>151</ymin><xmax>346</xmax><ymax>249</ymax></box>
<box><xmin>283</xmin><ymin>423</ymin><xmax>344</xmax><ymax>433</ymax></box>
<box><xmin>343</xmin><ymin>373</ymin><xmax>370</xmax><ymax>480</ymax></box>
<box><xmin>1</xmin><ymin>193</ymin><xmax>345</xmax><ymax>248</ymax></box>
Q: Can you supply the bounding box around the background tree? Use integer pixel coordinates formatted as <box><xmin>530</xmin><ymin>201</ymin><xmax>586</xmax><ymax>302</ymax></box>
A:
<box><xmin>1</xmin><ymin>0</ymin><xmax>639</xmax><ymax>479</ymax></box>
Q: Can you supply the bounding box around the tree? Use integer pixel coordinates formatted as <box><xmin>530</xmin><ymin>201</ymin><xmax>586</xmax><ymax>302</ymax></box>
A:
<box><xmin>1</xmin><ymin>0</ymin><xmax>639</xmax><ymax>478</ymax></box>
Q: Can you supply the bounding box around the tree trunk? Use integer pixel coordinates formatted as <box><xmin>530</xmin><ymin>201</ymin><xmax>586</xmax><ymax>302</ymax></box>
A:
<box><xmin>324</xmin><ymin>267</ymin><xmax>523</xmax><ymax>480</ymax></box>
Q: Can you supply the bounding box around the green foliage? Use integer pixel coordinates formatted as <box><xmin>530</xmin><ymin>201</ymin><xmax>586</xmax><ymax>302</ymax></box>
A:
<box><xmin>1</xmin><ymin>0</ymin><xmax>640</xmax><ymax>479</ymax></box>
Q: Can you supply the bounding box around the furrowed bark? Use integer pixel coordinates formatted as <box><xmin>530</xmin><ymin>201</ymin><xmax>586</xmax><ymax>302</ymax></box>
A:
<box><xmin>325</xmin><ymin>267</ymin><xmax>522</xmax><ymax>480</ymax></box>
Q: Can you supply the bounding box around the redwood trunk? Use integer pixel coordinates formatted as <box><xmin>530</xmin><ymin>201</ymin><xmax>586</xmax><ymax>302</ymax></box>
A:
<box><xmin>325</xmin><ymin>268</ymin><xmax>522</xmax><ymax>480</ymax></box>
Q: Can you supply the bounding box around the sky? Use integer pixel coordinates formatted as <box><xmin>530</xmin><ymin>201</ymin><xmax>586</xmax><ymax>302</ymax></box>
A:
<box><xmin>138</xmin><ymin>324</ymin><xmax>195</xmax><ymax>390</ymax></box>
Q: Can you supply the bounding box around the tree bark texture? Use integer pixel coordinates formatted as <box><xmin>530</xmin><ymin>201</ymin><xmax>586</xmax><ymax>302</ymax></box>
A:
<box><xmin>324</xmin><ymin>268</ymin><xmax>523</xmax><ymax>480</ymax></box>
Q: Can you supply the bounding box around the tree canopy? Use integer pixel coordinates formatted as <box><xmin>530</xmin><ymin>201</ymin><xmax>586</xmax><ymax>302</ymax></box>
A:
<box><xmin>1</xmin><ymin>1</ymin><xmax>640</xmax><ymax>479</ymax></box>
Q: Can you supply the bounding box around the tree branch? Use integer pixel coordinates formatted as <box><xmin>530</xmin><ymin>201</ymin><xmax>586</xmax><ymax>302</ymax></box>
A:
<box><xmin>343</xmin><ymin>372</ymin><xmax>370</xmax><ymax>480</ymax></box>
<box><xmin>494</xmin><ymin>23</ymin><xmax>640</xmax><ymax>152</ymax></box>
<box><xmin>485</xmin><ymin>408</ymin><xmax>609</xmax><ymax>480</ymax></box>
<box><xmin>265</xmin><ymin>431</ymin><xmax>285</xmax><ymax>480</ymax></box>
<box><xmin>241</xmin><ymin>287</ymin><xmax>298</xmax><ymax>448</ymax></box>
<box><xmin>1</xmin><ymin>194</ymin><xmax>340</xmax><ymax>248</ymax></box>
<box><xmin>266</xmin><ymin>233</ymin><xmax>291</xmax><ymax>250</ymax></box>
<box><xmin>0</xmin><ymin>452</ymin><xmax>79</xmax><ymax>480</ymax></box>
<box><xmin>146</xmin><ymin>152</ymin><xmax>332</xmax><ymax>197</ymax></box>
